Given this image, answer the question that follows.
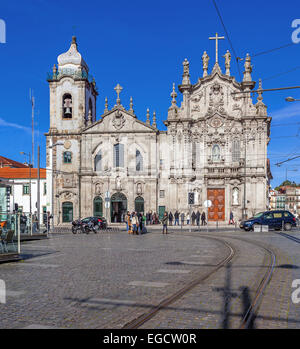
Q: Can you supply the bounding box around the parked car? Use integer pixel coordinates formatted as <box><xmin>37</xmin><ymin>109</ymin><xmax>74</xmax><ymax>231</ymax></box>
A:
<box><xmin>80</xmin><ymin>216</ymin><xmax>107</xmax><ymax>230</ymax></box>
<box><xmin>240</xmin><ymin>210</ymin><xmax>297</xmax><ymax>231</ymax></box>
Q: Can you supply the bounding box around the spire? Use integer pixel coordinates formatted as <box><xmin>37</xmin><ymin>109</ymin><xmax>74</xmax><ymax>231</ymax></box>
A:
<box><xmin>104</xmin><ymin>97</ymin><xmax>108</xmax><ymax>113</ymax></box>
<box><xmin>255</xmin><ymin>79</ymin><xmax>267</xmax><ymax>116</ymax></box>
<box><xmin>171</xmin><ymin>83</ymin><xmax>177</xmax><ymax>107</ymax></box>
<box><xmin>146</xmin><ymin>108</ymin><xmax>150</xmax><ymax>125</ymax></box>
<box><xmin>182</xmin><ymin>59</ymin><xmax>191</xmax><ymax>85</ymax></box>
<box><xmin>129</xmin><ymin>96</ymin><xmax>134</xmax><ymax>114</ymax></box>
<box><xmin>52</xmin><ymin>64</ymin><xmax>57</xmax><ymax>79</ymax></box>
<box><xmin>71</xmin><ymin>36</ymin><xmax>77</xmax><ymax>48</ymax></box>
<box><xmin>152</xmin><ymin>111</ymin><xmax>157</xmax><ymax>129</ymax></box>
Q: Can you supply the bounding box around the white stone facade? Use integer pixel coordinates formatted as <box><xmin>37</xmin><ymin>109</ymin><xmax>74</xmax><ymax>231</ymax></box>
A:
<box><xmin>46</xmin><ymin>37</ymin><xmax>271</xmax><ymax>224</ymax></box>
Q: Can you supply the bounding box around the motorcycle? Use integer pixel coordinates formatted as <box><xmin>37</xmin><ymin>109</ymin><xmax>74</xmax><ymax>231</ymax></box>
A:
<box><xmin>72</xmin><ymin>219</ymin><xmax>84</xmax><ymax>234</ymax></box>
<box><xmin>81</xmin><ymin>220</ymin><xmax>97</xmax><ymax>234</ymax></box>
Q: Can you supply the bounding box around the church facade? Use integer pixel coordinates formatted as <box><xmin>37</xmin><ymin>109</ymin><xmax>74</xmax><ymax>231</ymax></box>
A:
<box><xmin>46</xmin><ymin>36</ymin><xmax>272</xmax><ymax>225</ymax></box>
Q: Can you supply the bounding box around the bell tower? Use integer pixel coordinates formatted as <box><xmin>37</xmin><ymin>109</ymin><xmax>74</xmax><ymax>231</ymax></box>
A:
<box><xmin>47</xmin><ymin>36</ymin><xmax>98</xmax><ymax>133</ymax></box>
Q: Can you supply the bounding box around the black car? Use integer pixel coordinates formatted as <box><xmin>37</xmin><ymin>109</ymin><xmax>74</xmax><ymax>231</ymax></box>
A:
<box><xmin>240</xmin><ymin>210</ymin><xmax>297</xmax><ymax>231</ymax></box>
<box><xmin>80</xmin><ymin>216</ymin><xmax>107</xmax><ymax>229</ymax></box>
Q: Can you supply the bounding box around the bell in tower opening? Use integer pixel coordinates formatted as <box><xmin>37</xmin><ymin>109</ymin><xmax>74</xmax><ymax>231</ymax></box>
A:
<box><xmin>63</xmin><ymin>93</ymin><xmax>72</xmax><ymax>118</ymax></box>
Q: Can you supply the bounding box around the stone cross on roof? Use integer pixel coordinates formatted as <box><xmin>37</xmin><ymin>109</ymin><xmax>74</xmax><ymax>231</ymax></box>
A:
<box><xmin>209</xmin><ymin>32</ymin><xmax>225</xmax><ymax>64</ymax></box>
<box><xmin>114</xmin><ymin>83</ymin><xmax>123</xmax><ymax>105</ymax></box>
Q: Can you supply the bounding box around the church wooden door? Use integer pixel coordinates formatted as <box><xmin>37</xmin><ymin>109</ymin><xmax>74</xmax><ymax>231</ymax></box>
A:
<box><xmin>207</xmin><ymin>189</ymin><xmax>225</xmax><ymax>221</ymax></box>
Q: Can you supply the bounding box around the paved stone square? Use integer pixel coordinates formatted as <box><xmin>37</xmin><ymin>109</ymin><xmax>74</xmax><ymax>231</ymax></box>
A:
<box><xmin>0</xmin><ymin>229</ymin><xmax>299</xmax><ymax>329</ymax></box>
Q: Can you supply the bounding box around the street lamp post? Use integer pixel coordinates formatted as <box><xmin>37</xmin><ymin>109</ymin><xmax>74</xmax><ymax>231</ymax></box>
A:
<box><xmin>285</xmin><ymin>97</ymin><xmax>300</xmax><ymax>102</ymax></box>
<box><xmin>20</xmin><ymin>151</ymin><xmax>32</xmax><ymax>235</ymax></box>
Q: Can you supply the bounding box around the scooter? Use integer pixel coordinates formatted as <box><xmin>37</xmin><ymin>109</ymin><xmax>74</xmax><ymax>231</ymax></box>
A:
<box><xmin>81</xmin><ymin>220</ymin><xmax>97</xmax><ymax>234</ymax></box>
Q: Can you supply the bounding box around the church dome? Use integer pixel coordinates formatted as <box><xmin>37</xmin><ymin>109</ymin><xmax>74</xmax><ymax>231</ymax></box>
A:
<box><xmin>57</xmin><ymin>36</ymin><xmax>89</xmax><ymax>73</ymax></box>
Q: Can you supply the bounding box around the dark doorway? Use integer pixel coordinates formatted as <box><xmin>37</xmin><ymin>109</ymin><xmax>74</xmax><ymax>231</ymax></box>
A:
<box><xmin>111</xmin><ymin>193</ymin><xmax>127</xmax><ymax>223</ymax></box>
<box><xmin>135</xmin><ymin>196</ymin><xmax>144</xmax><ymax>214</ymax></box>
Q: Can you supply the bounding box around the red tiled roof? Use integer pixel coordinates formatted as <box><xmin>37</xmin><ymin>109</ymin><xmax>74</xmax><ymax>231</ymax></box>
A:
<box><xmin>0</xmin><ymin>168</ymin><xmax>46</xmax><ymax>179</ymax></box>
<box><xmin>0</xmin><ymin>156</ymin><xmax>28</xmax><ymax>168</ymax></box>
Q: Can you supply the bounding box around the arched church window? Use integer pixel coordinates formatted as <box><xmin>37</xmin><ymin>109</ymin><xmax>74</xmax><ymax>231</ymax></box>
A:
<box><xmin>232</xmin><ymin>139</ymin><xmax>240</xmax><ymax>162</ymax></box>
<box><xmin>62</xmin><ymin>93</ymin><xmax>72</xmax><ymax>118</ymax></box>
<box><xmin>212</xmin><ymin>144</ymin><xmax>220</xmax><ymax>162</ymax></box>
<box><xmin>63</xmin><ymin>151</ymin><xmax>72</xmax><ymax>163</ymax></box>
<box><xmin>114</xmin><ymin>143</ymin><xmax>124</xmax><ymax>168</ymax></box>
<box><xmin>136</xmin><ymin>149</ymin><xmax>143</xmax><ymax>172</ymax></box>
<box><xmin>94</xmin><ymin>150</ymin><xmax>102</xmax><ymax>171</ymax></box>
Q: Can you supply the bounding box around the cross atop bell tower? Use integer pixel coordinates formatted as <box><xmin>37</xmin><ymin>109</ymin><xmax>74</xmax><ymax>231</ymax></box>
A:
<box><xmin>209</xmin><ymin>32</ymin><xmax>225</xmax><ymax>64</ymax></box>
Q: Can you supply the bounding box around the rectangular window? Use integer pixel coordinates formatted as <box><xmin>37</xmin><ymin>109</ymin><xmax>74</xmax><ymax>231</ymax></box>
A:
<box><xmin>273</xmin><ymin>213</ymin><xmax>282</xmax><ymax>218</ymax></box>
<box><xmin>159</xmin><ymin>190</ymin><xmax>165</xmax><ymax>198</ymax></box>
<box><xmin>114</xmin><ymin>144</ymin><xmax>124</xmax><ymax>168</ymax></box>
<box><xmin>63</xmin><ymin>152</ymin><xmax>72</xmax><ymax>163</ymax></box>
<box><xmin>23</xmin><ymin>184</ymin><xmax>30</xmax><ymax>195</ymax></box>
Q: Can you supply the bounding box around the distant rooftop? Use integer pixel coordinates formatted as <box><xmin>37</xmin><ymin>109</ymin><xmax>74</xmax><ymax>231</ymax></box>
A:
<box><xmin>0</xmin><ymin>168</ymin><xmax>46</xmax><ymax>179</ymax></box>
<box><xmin>0</xmin><ymin>156</ymin><xmax>28</xmax><ymax>169</ymax></box>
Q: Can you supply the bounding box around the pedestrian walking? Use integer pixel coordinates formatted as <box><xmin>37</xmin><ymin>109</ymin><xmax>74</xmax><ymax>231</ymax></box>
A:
<box><xmin>229</xmin><ymin>211</ymin><xmax>234</xmax><ymax>225</ymax></box>
<box><xmin>201</xmin><ymin>211</ymin><xmax>206</xmax><ymax>226</ymax></box>
<box><xmin>186</xmin><ymin>212</ymin><xmax>190</xmax><ymax>225</ymax></box>
<box><xmin>180</xmin><ymin>212</ymin><xmax>185</xmax><ymax>226</ymax></box>
<box><xmin>168</xmin><ymin>211</ymin><xmax>173</xmax><ymax>226</ymax></box>
<box><xmin>146</xmin><ymin>211</ymin><xmax>150</xmax><ymax>225</ymax></box>
<box><xmin>174</xmin><ymin>210</ymin><xmax>180</xmax><ymax>226</ymax></box>
<box><xmin>191</xmin><ymin>211</ymin><xmax>196</xmax><ymax>226</ymax></box>
<box><xmin>131</xmin><ymin>213</ymin><xmax>138</xmax><ymax>235</ymax></box>
<box><xmin>20</xmin><ymin>213</ymin><xmax>27</xmax><ymax>234</ymax></box>
<box><xmin>162</xmin><ymin>212</ymin><xmax>168</xmax><ymax>234</ymax></box>
<box><xmin>126</xmin><ymin>211</ymin><xmax>131</xmax><ymax>233</ymax></box>
<box><xmin>196</xmin><ymin>210</ymin><xmax>201</xmax><ymax>226</ymax></box>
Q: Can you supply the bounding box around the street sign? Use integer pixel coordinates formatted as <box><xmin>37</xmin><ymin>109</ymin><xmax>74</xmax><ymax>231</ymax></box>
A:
<box><xmin>204</xmin><ymin>200</ymin><xmax>212</xmax><ymax>208</ymax></box>
<box><xmin>105</xmin><ymin>198</ymin><xmax>110</xmax><ymax>202</ymax></box>
<box><xmin>105</xmin><ymin>191</ymin><xmax>110</xmax><ymax>199</ymax></box>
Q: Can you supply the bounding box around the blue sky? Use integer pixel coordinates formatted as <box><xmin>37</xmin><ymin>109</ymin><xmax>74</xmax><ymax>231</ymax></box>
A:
<box><xmin>0</xmin><ymin>0</ymin><xmax>300</xmax><ymax>187</ymax></box>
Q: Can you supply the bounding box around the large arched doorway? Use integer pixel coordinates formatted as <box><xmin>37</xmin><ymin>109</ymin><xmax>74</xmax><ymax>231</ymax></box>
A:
<box><xmin>135</xmin><ymin>196</ymin><xmax>144</xmax><ymax>214</ymax></box>
<box><xmin>93</xmin><ymin>196</ymin><xmax>103</xmax><ymax>217</ymax></box>
<box><xmin>62</xmin><ymin>202</ymin><xmax>73</xmax><ymax>222</ymax></box>
<box><xmin>111</xmin><ymin>193</ymin><xmax>127</xmax><ymax>223</ymax></box>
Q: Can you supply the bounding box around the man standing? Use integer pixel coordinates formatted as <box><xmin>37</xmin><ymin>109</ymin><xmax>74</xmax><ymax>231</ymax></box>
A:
<box><xmin>131</xmin><ymin>213</ymin><xmax>138</xmax><ymax>235</ymax></box>
<box><xmin>174</xmin><ymin>211</ymin><xmax>180</xmax><ymax>226</ymax></box>
<box><xmin>168</xmin><ymin>211</ymin><xmax>173</xmax><ymax>226</ymax></box>
<box><xmin>191</xmin><ymin>211</ymin><xmax>196</xmax><ymax>225</ymax></box>
<box><xmin>180</xmin><ymin>212</ymin><xmax>185</xmax><ymax>226</ymax></box>
<box><xmin>201</xmin><ymin>211</ymin><xmax>206</xmax><ymax>226</ymax></box>
<box><xmin>196</xmin><ymin>210</ymin><xmax>201</xmax><ymax>226</ymax></box>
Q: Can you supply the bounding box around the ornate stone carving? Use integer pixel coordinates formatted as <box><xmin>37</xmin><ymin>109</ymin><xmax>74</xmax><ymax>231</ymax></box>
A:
<box><xmin>63</xmin><ymin>174</ymin><xmax>75</xmax><ymax>188</ymax></box>
<box><xmin>207</xmin><ymin>83</ymin><xmax>226</xmax><ymax>116</ymax></box>
<box><xmin>112</xmin><ymin>110</ymin><xmax>125</xmax><ymax>130</ymax></box>
<box><xmin>95</xmin><ymin>183</ymin><xmax>102</xmax><ymax>195</ymax></box>
<box><xmin>209</xmin><ymin>115</ymin><xmax>224</xmax><ymax>128</ymax></box>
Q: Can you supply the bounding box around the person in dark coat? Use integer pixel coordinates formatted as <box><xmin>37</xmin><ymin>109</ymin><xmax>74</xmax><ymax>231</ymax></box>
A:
<box><xmin>191</xmin><ymin>211</ymin><xmax>196</xmax><ymax>225</ymax></box>
<box><xmin>196</xmin><ymin>210</ymin><xmax>201</xmax><ymax>226</ymax></box>
<box><xmin>162</xmin><ymin>212</ymin><xmax>168</xmax><ymax>234</ymax></box>
<box><xmin>174</xmin><ymin>211</ymin><xmax>180</xmax><ymax>225</ymax></box>
<box><xmin>201</xmin><ymin>211</ymin><xmax>206</xmax><ymax>226</ymax></box>
<box><xmin>180</xmin><ymin>212</ymin><xmax>185</xmax><ymax>226</ymax></box>
<box><xmin>168</xmin><ymin>211</ymin><xmax>173</xmax><ymax>226</ymax></box>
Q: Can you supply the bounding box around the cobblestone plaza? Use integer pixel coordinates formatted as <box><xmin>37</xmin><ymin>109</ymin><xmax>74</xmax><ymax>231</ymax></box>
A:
<box><xmin>0</xmin><ymin>229</ymin><xmax>299</xmax><ymax>329</ymax></box>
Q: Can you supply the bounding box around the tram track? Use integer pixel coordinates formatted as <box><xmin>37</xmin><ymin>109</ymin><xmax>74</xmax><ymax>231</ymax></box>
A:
<box><xmin>122</xmin><ymin>233</ymin><xmax>277</xmax><ymax>329</ymax></box>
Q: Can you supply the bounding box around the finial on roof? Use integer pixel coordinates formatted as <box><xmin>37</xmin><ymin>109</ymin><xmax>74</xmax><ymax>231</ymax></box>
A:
<box><xmin>114</xmin><ymin>83</ymin><xmax>123</xmax><ymax>106</ymax></box>
<box><xmin>202</xmin><ymin>51</ymin><xmax>209</xmax><ymax>77</ymax></box>
<box><xmin>171</xmin><ymin>83</ymin><xmax>177</xmax><ymax>107</ymax></box>
<box><xmin>243</xmin><ymin>53</ymin><xmax>253</xmax><ymax>82</ymax></box>
<box><xmin>152</xmin><ymin>111</ymin><xmax>157</xmax><ymax>129</ymax></box>
<box><xmin>104</xmin><ymin>97</ymin><xmax>108</xmax><ymax>113</ymax></box>
<box><xmin>129</xmin><ymin>96</ymin><xmax>134</xmax><ymax>113</ymax></box>
<box><xmin>146</xmin><ymin>108</ymin><xmax>150</xmax><ymax>125</ymax></box>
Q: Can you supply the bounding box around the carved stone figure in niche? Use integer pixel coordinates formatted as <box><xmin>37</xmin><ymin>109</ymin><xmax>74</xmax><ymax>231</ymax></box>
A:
<box><xmin>116</xmin><ymin>176</ymin><xmax>121</xmax><ymax>190</ymax></box>
<box><xmin>137</xmin><ymin>183</ymin><xmax>142</xmax><ymax>194</ymax></box>
<box><xmin>202</xmin><ymin>51</ymin><xmax>209</xmax><ymax>70</ymax></box>
<box><xmin>95</xmin><ymin>183</ymin><xmax>101</xmax><ymax>195</ymax></box>
<box><xmin>232</xmin><ymin>188</ymin><xmax>239</xmax><ymax>205</ymax></box>
<box><xmin>223</xmin><ymin>50</ymin><xmax>231</xmax><ymax>75</ymax></box>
